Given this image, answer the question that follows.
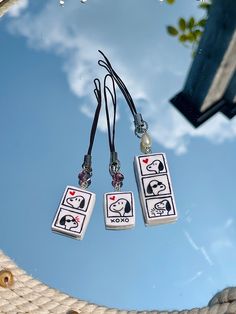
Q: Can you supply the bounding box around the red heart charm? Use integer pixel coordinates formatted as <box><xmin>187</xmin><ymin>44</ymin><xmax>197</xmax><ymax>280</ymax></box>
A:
<box><xmin>142</xmin><ymin>158</ymin><xmax>149</xmax><ymax>164</ymax></box>
<box><xmin>110</xmin><ymin>196</ymin><xmax>115</xmax><ymax>201</ymax></box>
<box><xmin>69</xmin><ymin>191</ymin><xmax>75</xmax><ymax>196</ymax></box>
<box><xmin>75</xmin><ymin>215</ymin><xmax>80</xmax><ymax>222</ymax></box>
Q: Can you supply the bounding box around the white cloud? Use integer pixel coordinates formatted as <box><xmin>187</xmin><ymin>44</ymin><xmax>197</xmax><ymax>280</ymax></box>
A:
<box><xmin>184</xmin><ymin>271</ymin><xmax>203</xmax><ymax>284</ymax></box>
<box><xmin>184</xmin><ymin>230</ymin><xmax>199</xmax><ymax>251</ymax></box>
<box><xmin>7</xmin><ymin>0</ymin><xmax>236</xmax><ymax>154</ymax></box>
<box><xmin>201</xmin><ymin>248</ymin><xmax>214</xmax><ymax>267</ymax></box>
<box><xmin>211</xmin><ymin>239</ymin><xmax>233</xmax><ymax>254</ymax></box>
<box><xmin>207</xmin><ymin>219</ymin><xmax>235</xmax><ymax>264</ymax></box>
<box><xmin>224</xmin><ymin>218</ymin><xmax>234</xmax><ymax>229</ymax></box>
<box><xmin>174</xmin><ymin>270</ymin><xmax>203</xmax><ymax>287</ymax></box>
<box><xmin>184</xmin><ymin>230</ymin><xmax>214</xmax><ymax>266</ymax></box>
<box><xmin>186</xmin><ymin>216</ymin><xmax>192</xmax><ymax>223</ymax></box>
<box><xmin>7</xmin><ymin>0</ymin><xmax>28</xmax><ymax>17</ymax></box>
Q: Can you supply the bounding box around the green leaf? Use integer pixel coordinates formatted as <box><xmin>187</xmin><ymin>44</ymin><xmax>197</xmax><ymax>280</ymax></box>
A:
<box><xmin>199</xmin><ymin>3</ymin><xmax>211</xmax><ymax>10</ymax></box>
<box><xmin>193</xmin><ymin>29</ymin><xmax>203</xmax><ymax>38</ymax></box>
<box><xmin>188</xmin><ymin>17</ymin><xmax>195</xmax><ymax>29</ymax></box>
<box><xmin>178</xmin><ymin>18</ymin><xmax>186</xmax><ymax>31</ymax></box>
<box><xmin>166</xmin><ymin>0</ymin><xmax>175</xmax><ymax>4</ymax></box>
<box><xmin>186</xmin><ymin>32</ymin><xmax>196</xmax><ymax>42</ymax></box>
<box><xmin>198</xmin><ymin>18</ymin><xmax>207</xmax><ymax>28</ymax></box>
<box><xmin>178</xmin><ymin>34</ymin><xmax>188</xmax><ymax>42</ymax></box>
<box><xmin>167</xmin><ymin>26</ymin><xmax>179</xmax><ymax>36</ymax></box>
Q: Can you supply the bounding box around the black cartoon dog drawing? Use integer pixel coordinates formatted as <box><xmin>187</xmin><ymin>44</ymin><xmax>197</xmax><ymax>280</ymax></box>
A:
<box><xmin>146</xmin><ymin>159</ymin><xmax>164</xmax><ymax>174</ymax></box>
<box><xmin>59</xmin><ymin>215</ymin><xmax>78</xmax><ymax>230</ymax></box>
<box><xmin>66</xmin><ymin>195</ymin><xmax>85</xmax><ymax>209</ymax></box>
<box><xmin>151</xmin><ymin>199</ymin><xmax>171</xmax><ymax>216</ymax></box>
<box><xmin>147</xmin><ymin>180</ymin><xmax>166</xmax><ymax>195</ymax></box>
<box><xmin>109</xmin><ymin>198</ymin><xmax>132</xmax><ymax>217</ymax></box>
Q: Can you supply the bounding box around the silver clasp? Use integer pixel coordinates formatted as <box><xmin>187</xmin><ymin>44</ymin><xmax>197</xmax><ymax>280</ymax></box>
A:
<box><xmin>134</xmin><ymin>113</ymin><xmax>149</xmax><ymax>138</ymax></box>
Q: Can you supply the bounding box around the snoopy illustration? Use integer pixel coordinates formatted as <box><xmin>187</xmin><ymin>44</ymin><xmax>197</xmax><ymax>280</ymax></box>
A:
<box><xmin>66</xmin><ymin>195</ymin><xmax>85</xmax><ymax>209</ymax></box>
<box><xmin>109</xmin><ymin>198</ymin><xmax>132</xmax><ymax>217</ymax></box>
<box><xmin>151</xmin><ymin>199</ymin><xmax>171</xmax><ymax>216</ymax></box>
<box><xmin>146</xmin><ymin>159</ymin><xmax>164</xmax><ymax>174</ymax></box>
<box><xmin>146</xmin><ymin>180</ymin><xmax>166</xmax><ymax>195</ymax></box>
<box><xmin>59</xmin><ymin>215</ymin><xmax>78</xmax><ymax>230</ymax></box>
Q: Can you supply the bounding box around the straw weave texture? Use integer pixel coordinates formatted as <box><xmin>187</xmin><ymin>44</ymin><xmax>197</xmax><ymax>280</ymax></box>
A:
<box><xmin>0</xmin><ymin>251</ymin><xmax>236</xmax><ymax>314</ymax></box>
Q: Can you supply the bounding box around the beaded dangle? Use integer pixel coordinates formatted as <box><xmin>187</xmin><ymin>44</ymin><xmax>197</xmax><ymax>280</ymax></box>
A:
<box><xmin>98</xmin><ymin>51</ymin><xmax>178</xmax><ymax>226</ymax></box>
<box><xmin>103</xmin><ymin>75</ymin><xmax>135</xmax><ymax>230</ymax></box>
<box><xmin>51</xmin><ymin>79</ymin><xmax>102</xmax><ymax>239</ymax></box>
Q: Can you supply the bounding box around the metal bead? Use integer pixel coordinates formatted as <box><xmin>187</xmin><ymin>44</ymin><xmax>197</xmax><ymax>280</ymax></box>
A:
<box><xmin>0</xmin><ymin>270</ymin><xmax>14</xmax><ymax>288</ymax></box>
<box><xmin>109</xmin><ymin>162</ymin><xmax>120</xmax><ymax>176</ymax></box>
<box><xmin>79</xmin><ymin>179</ymin><xmax>91</xmax><ymax>188</ymax></box>
<box><xmin>140</xmin><ymin>143</ymin><xmax>152</xmax><ymax>154</ymax></box>
<box><xmin>112</xmin><ymin>180</ymin><xmax>123</xmax><ymax>189</ymax></box>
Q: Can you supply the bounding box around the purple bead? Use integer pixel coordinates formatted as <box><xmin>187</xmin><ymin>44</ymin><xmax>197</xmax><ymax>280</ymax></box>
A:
<box><xmin>78</xmin><ymin>170</ymin><xmax>91</xmax><ymax>181</ymax></box>
<box><xmin>112</xmin><ymin>172</ymin><xmax>124</xmax><ymax>182</ymax></box>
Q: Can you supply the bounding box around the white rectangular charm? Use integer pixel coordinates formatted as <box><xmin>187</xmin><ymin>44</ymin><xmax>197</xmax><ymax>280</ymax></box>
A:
<box><xmin>52</xmin><ymin>185</ymin><xmax>95</xmax><ymax>240</ymax></box>
<box><xmin>104</xmin><ymin>191</ymin><xmax>135</xmax><ymax>230</ymax></box>
<box><xmin>134</xmin><ymin>153</ymin><xmax>178</xmax><ymax>226</ymax></box>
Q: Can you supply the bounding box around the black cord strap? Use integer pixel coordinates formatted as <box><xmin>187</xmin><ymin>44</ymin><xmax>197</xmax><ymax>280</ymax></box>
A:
<box><xmin>104</xmin><ymin>74</ymin><xmax>117</xmax><ymax>154</ymax></box>
<box><xmin>98</xmin><ymin>50</ymin><xmax>137</xmax><ymax>117</ymax></box>
<box><xmin>103</xmin><ymin>74</ymin><xmax>121</xmax><ymax>176</ymax></box>
<box><xmin>79</xmin><ymin>79</ymin><xmax>102</xmax><ymax>188</ymax></box>
<box><xmin>87</xmin><ymin>79</ymin><xmax>102</xmax><ymax>156</ymax></box>
<box><xmin>98</xmin><ymin>50</ymin><xmax>148</xmax><ymax>138</ymax></box>
<box><xmin>103</xmin><ymin>74</ymin><xmax>125</xmax><ymax>190</ymax></box>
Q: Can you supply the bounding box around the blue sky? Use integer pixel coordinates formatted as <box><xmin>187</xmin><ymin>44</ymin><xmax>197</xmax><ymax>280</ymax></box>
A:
<box><xmin>0</xmin><ymin>0</ymin><xmax>236</xmax><ymax>311</ymax></box>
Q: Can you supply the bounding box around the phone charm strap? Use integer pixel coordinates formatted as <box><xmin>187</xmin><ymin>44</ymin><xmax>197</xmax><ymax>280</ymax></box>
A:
<box><xmin>98</xmin><ymin>51</ymin><xmax>178</xmax><ymax>226</ymax></box>
<box><xmin>51</xmin><ymin>79</ymin><xmax>102</xmax><ymax>240</ymax></box>
<box><xmin>103</xmin><ymin>74</ymin><xmax>135</xmax><ymax>230</ymax></box>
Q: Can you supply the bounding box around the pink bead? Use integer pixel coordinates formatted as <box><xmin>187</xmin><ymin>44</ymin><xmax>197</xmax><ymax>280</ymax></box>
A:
<box><xmin>112</xmin><ymin>172</ymin><xmax>124</xmax><ymax>182</ymax></box>
<box><xmin>78</xmin><ymin>170</ymin><xmax>91</xmax><ymax>181</ymax></box>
